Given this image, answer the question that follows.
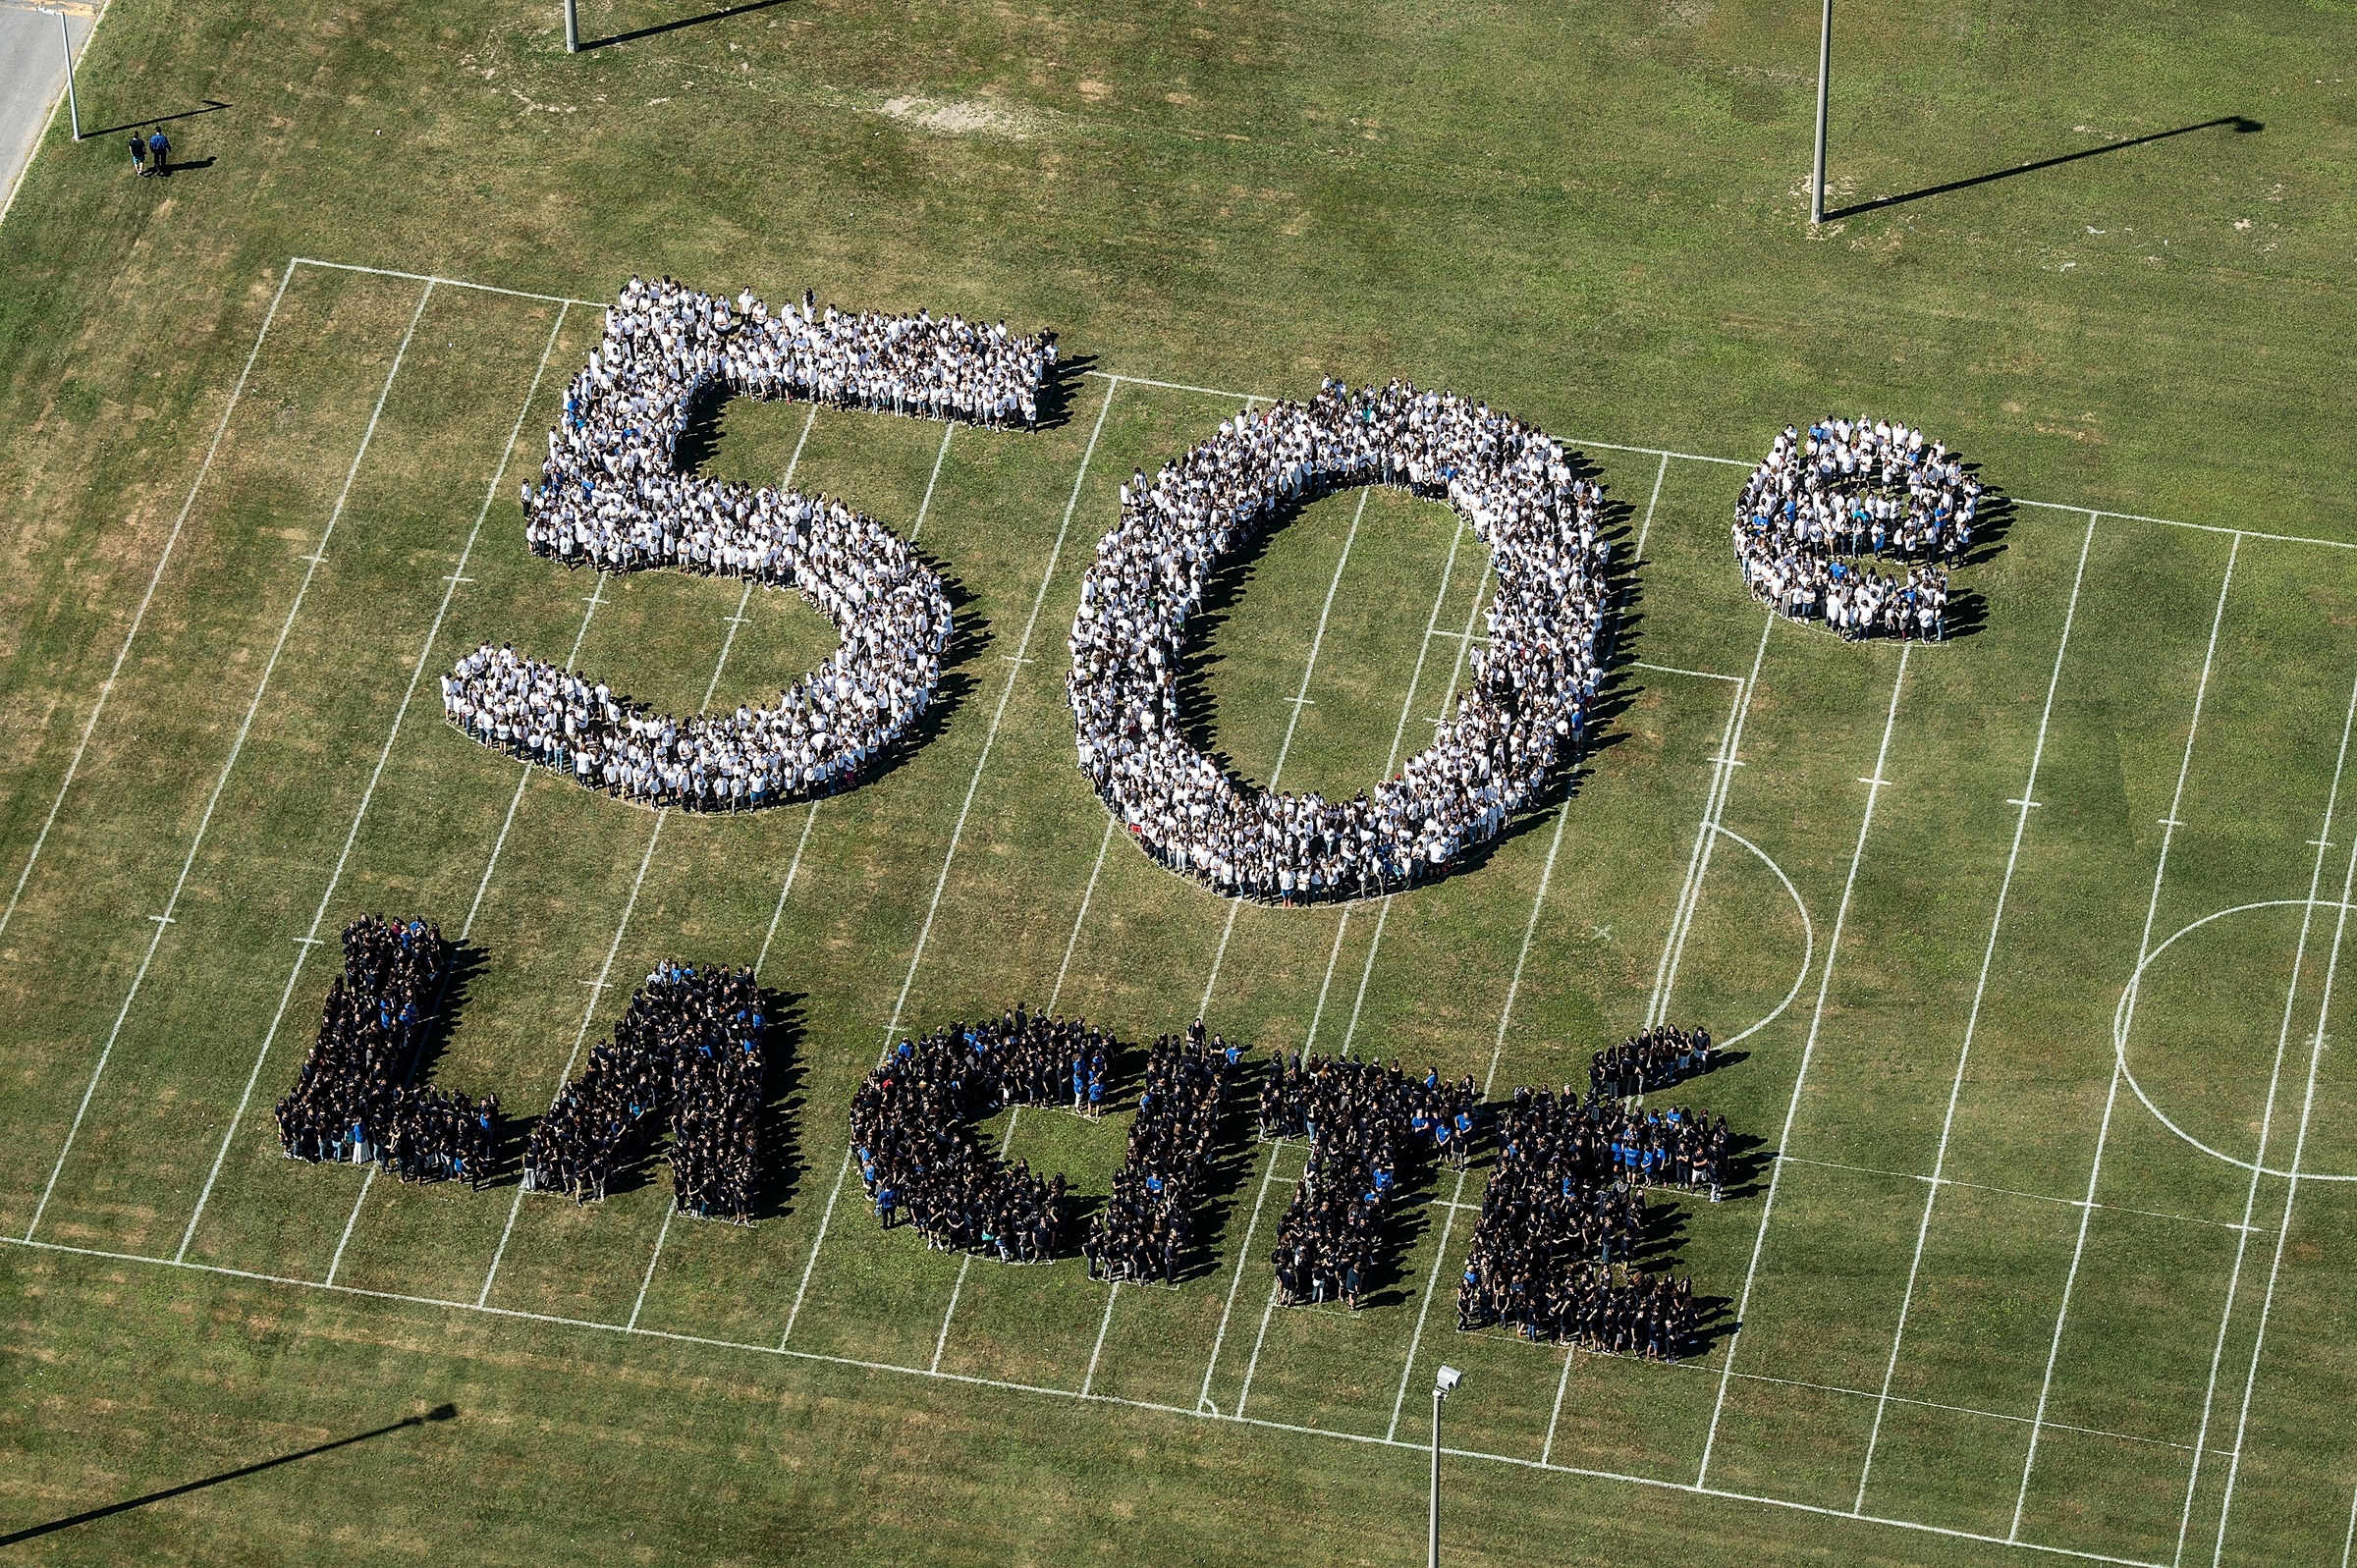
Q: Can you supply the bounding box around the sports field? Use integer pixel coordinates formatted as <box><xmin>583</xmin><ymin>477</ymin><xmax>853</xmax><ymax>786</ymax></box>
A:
<box><xmin>2</xmin><ymin>0</ymin><xmax>2353</xmax><ymax>1563</ymax></box>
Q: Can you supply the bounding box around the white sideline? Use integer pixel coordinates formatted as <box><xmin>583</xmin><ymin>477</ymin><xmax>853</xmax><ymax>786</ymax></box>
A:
<box><xmin>2011</xmin><ymin>534</ymin><xmax>2240</xmax><ymax>1541</ymax></box>
<box><xmin>0</xmin><ymin>259</ymin><xmax>298</xmax><ymax>946</ymax></box>
<box><xmin>2173</xmin><ymin>665</ymin><xmax>2357</xmax><ymax>1565</ymax></box>
<box><xmin>1853</xmin><ymin>513</ymin><xmax>2099</xmax><ymax>1513</ymax></box>
<box><xmin>0</xmin><ymin>1231</ymin><xmax>2177</xmax><ymax>1568</ymax></box>
<box><xmin>779</xmin><ymin>376</ymin><xmax>1117</xmax><ymax>1351</ymax></box>
<box><xmin>1696</xmin><ymin>641</ymin><xmax>1911</xmax><ymax>1489</ymax></box>
<box><xmin>301</xmin><ymin>302</ymin><xmax>575</xmax><ymax>1282</ymax></box>
<box><xmin>24</xmin><ymin>277</ymin><xmax>437</xmax><ymax>1246</ymax></box>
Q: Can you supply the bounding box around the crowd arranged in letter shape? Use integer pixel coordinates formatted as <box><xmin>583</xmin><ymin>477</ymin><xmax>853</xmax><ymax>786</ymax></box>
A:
<box><xmin>1068</xmin><ymin>379</ymin><xmax>1610</xmax><ymax>901</ymax></box>
<box><xmin>440</xmin><ymin>278</ymin><xmax>1054</xmax><ymax>810</ymax></box>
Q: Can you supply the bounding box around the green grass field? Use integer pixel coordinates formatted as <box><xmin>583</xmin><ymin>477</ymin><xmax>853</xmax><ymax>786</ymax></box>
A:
<box><xmin>2</xmin><ymin>0</ymin><xmax>2355</xmax><ymax>1562</ymax></box>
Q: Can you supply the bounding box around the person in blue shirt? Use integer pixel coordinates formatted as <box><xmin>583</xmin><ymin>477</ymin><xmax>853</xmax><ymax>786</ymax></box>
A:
<box><xmin>147</xmin><ymin>128</ymin><xmax>170</xmax><ymax>176</ymax></box>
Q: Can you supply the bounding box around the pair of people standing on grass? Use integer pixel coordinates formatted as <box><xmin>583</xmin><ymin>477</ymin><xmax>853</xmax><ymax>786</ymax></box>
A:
<box><xmin>127</xmin><ymin>127</ymin><xmax>169</xmax><ymax>177</ymax></box>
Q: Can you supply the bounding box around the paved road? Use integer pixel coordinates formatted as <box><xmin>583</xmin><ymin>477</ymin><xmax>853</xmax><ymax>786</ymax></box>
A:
<box><xmin>0</xmin><ymin>0</ymin><xmax>97</xmax><ymax>226</ymax></box>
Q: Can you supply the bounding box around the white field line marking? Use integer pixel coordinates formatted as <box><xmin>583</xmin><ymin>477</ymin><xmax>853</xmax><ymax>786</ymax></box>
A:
<box><xmin>1706</xmin><ymin>826</ymin><xmax>1814</xmax><ymax>1052</ymax></box>
<box><xmin>1648</xmin><ymin>613</ymin><xmax>1773</xmax><ymax>1029</ymax></box>
<box><xmin>272</xmin><ymin>304</ymin><xmax>573</xmax><ymax>1281</ymax></box>
<box><xmin>1196</xmin><ymin>488</ymin><xmax>1369</xmax><ymax>1016</ymax></box>
<box><xmin>928</xmin><ymin>1097</ymin><xmax>1025</xmax><ymax>1375</ymax></box>
<box><xmin>2213</xmin><ymin>825</ymin><xmax>2357</xmax><ymax>1562</ymax></box>
<box><xmin>1697</xmin><ymin>640</ymin><xmax>1911</xmax><ymax>1489</ymax></box>
<box><xmin>627</xmin><ymin>1206</ymin><xmax>675</xmax><ymax>1331</ymax></box>
<box><xmin>0</xmin><ymin>261</ymin><xmax>298</xmax><ymax>945</ymax></box>
<box><xmin>1540</xmin><ymin>1344</ymin><xmax>1576</xmax><ymax>1468</ymax></box>
<box><xmin>909</xmin><ymin>420</ymin><xmax>954</xmax><ymax>544</ymax></box>
<box><xmin>1853</xmin><ymin>513</ymin><xmax>2098</xmax><ymax>1513</ymax></box>
<box><xmin>1775</xmin><ymin>1154</ymin><xmax>2271</xmax><ymax>1236</ymax></box>
<box><xmin>782</xmin><ymin>379</ymin><xmax>1117</xmax><ymax>1350</ymax></box>
<box><xmin>2176</xmin><ymin>667</ymin><xmax>2357</xmax><ymax>1564</ymax></box>
<box><xmin>5</xmin><ymin>1230</ymin><xmax>2182</xmax><ymax>1568</ymax></box>
<box><xmin>1198</xmin><ymin>1140</ymin><xmax>1285</xmax><ymax>1414</ymax></box>
<box><xmin>2012</xmin><ymin>534</ymin><xmax>2239</xmax><ymax>1541</ymax></box>
<box><xmin>1301</xmin><ymin>908</ymin><xmax>1350</xmax><ymax>1053</ymax></box>
<box><xmin>24</xmin><ymin>279</ymin><xmax>438</xmax><ymax>1245</ymax></box>
<box><xmin>1234</xmin><ymin>1276</ymin><xmax>1284</xmax><ymax>1420</ymax></box>
<box><xmin>1634</xmin><ymin>663</ymin><xmax>1743</xmax><ymax>683</ymax></box>
<box><xmin>1078</xmin><ymin>1279</ymin><xmax>1120</xmax><ymax>1397</ymax></box>
<box><xmin>1385</xmin><ymin>1190</ymin><xmax>1464</xmax><ymax>1442</ymax></box>
<box><xmin>477</xmin><ymin>810</ymin><xmax>666</xmax><ymax>1309</ymax></box>
<box><xmin>1046</xmin><ymin>817</ymin><xmax>1115</xmax><ymax>1014</ymax></box>
<box><xmin>2343</xmin><ymin>1485</ymin><xmax>2357</xmax><ymax>1568</ymax></box>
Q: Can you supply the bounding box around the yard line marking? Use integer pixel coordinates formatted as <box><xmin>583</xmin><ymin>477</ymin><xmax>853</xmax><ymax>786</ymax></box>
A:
<box><xmin>6</xmin><ymin>1229</ymin><xmax>2180</xmax><ymax>1568</ymax></box>
<box><xmin>2013</xmin><ymin>534</ymin><xmax>2239</xmax><ymax>1541</ymax></box>
<box><xmin>1698</xmin><ymin>640</ymin><xmax>1911</xmax><ymax>1490</ymax></box>
<box><xmin>477</xmin><ymin>809</ymin><xmax>666</xmax><ymax>1308</ymax></box>
<box><xmin>1539</xmin><ymin>1344</ymin><xmax>1576</xmax><ymax>1468</ymax></box>
<box><xmin>1233</xmin><ymin>1277</ymin><xmax>1284</xmax><ymax>1419</ymax></box>
<box><xmin>25</xmin><ymin>278</ymin><xmax>437</xmax><ymax>1247</ymax></box>
<box><xmin>1635</xmin><ymin>662</ymin><xmax>1743</xmax><ymax>683</ymax></box>
<box><xmin>2343</xmin><ymin>1485</ymin><xmax>2357</xmax><ymax>1568</ymax></box>
<box><xmin>1384</xmin><ymin>1188</ymin><xmax>1465</xmax><ymax>1442</ymax></box>
<box><xmin>1197</xmin><ymin>1141</ymin><xmax>1285</xmax><ymax>1415</ymax></box>
<box><xmin>927</xmin><ymin>1095</ymin><xmax>1026</xmax><ymax>1376</ymax></box>
<box><xmin>1089</xmin><ymin>370</ymin><xmax>1268</xmax><ymax>404</ymax></box>
<box><xmin>2213</xmin><ymin>808</ymin><xmax>2357</xmax><ymax>1562</ymax></box>
<box><xmin>1301</xmin><ymin>909</ymin><xmax>1350</xmax><ymax>1053</ymax></box>
<box><xmin>1650</xmin><ymin>612</ymin><xmax>1775</xmax><ymax>1030</ymax></box>
<box><xmin>2192</xmin><ymin>668</ymin><xmax>2357</xmax><ymax>1563</ymax></box>
<box><xmin>626</xmin><ymin>1205</ymin><xmax>675</xmax><ymax>1330</ymax></box>
<box><xmin>1855</xmin><ymin>513</ymin><xmax>2098</xmax><ymax>1514</ymax></box>
<box><xmin>752</xmin><ymin>804</ymin><xmax>823</xmax><ymax>980</ymax></box>
<box><xmin>909</xmin><ymin>420</ymin><xmax>954</xmax><ymax>543</ymax></box>
<box><xmin>1078</xmin><ymin>1280</ymin><xmax>1120</xmax><ymax>1397</ymax></box>
<box><xmin>0</xmin><ymin>261</ymin><xmax>299</xmax><ymax>946</ymax></box>
<box><xmin>783</xmin><ymin>378</ymin><xmax>1117</xmax><ymax>1349</ymax></box>
<box><xmin>248</xmin><ymin>303</ymin><xmax>572</xmax><ymax>1279</ymax></box>
<box><xmin>294</xmin><ymin>256</ymin><xmax>596</xmax><ymax>309</ymax></box>
<box><xmin>1197</xmin><ymin>488</ymin><xmax>1369</xmax><ymax>1017</ymax></box>
<box><xmin>1046</xmin><ymin>818</ymin><xmax>1115</xmax><ymax>1014</ymax></box>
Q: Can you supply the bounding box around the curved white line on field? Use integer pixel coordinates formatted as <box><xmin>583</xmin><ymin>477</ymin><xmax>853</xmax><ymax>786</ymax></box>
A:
<box><xmin>2113</xmin><ymin>897</ymin><xmax>2357</xmax><ymax>1183</ymax></box>
<box><xmin>1709</xmin><ymin>825</ymin><xmax>1815</xmax><ymax>1050</ymax></box>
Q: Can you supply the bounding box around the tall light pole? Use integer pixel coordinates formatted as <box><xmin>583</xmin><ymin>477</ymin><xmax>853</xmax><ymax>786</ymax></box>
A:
<box><xmin>50</xmin><ymin>9</ymin><xmax>81</xmax><ymax>141</ymax></box>
<box><xmin>564</xmin><ymin>0</ymin><xmax>579</xmax><ymax>53</ymax></box>
<box><xmin>1809</xmin><ymin>0</ymin><xmax>1832</xmax><ymax>222</ymax></box>
<box><xmin>1430</xmin><ymin>1366</ymin><xmax>1461</xmax><ymax>1568</ymax></box>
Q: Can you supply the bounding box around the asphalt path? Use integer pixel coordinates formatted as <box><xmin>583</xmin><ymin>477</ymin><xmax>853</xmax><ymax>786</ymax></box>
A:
<box><xmin>0</xmin><ymin>0</ymin><xmax>97</xmax><ymax>227</ymax></box>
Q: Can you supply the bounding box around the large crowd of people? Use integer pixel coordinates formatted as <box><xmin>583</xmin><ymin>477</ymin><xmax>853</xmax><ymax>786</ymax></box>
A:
<box><xmin>1453</xmin><ymin>1068</ymin><xmax>1733</xmax><ymax>1358</ymax></box>
<box><xmin>1259</xmin><ymin>1054</ymin><xmax>1480</xmax><ymax>1310</ymax></box>
<box><xmin>275</xmin><ymin>914</ymin><xmax>501</xmax><ymax>1187</ymax></box>
<box><xmin>1083</xmin><ymin>1021</ymin><xmax>1238</xmax><ymax>1284</ymax></box>
<box><xmin>521</xmin><ymin>961</ymin><xmax>768</xmax><ymax>1222</ymax></box>
<box><xmin>444</xmin><ymin>277</ymin><xmax>1057</xmax><ymax>809</ymax></box>
<box><xmin>1731</xmin><ymin>417</ymin><xmax>1983</xmax><ymax>642</ymax></box>
<box><xmin>850</xmin><ymin>1008</ymin><xmax>1101</xmax><ymax>1262</ymax></box>
<box><xmin>1069</xmin><ymin>379</ymin><xmax>1611</xmax><ymax>900</ymax></box>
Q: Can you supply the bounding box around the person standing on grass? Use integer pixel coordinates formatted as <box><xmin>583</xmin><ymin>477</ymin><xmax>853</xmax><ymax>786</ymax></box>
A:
<box><xmin>148</xmin><ymin>128</ymin><xmax>170</xmax><ymax>176</ymax></box>
<box><xmin>128</xmin><ymin>133</ymin><xmax>146</xmax><ymax>176</ymax></box>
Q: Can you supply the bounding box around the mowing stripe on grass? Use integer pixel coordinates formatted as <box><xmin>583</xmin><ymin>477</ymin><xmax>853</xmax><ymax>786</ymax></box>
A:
<box><xmin>0</xmin><ymin>259</ymin><xmax>299</xmax><ymax>946</ymax></box>
<box><xmin>780</xmin><ymin>376</ymin><xmax>1117</xmax><ymax>1351</ymax></box>
<box><xmin>2172</xmin><ymin>664</ymin><xmax>2357</xmax><ymax>1564</ymax></box>
<box><xmin>1697</xmin><ymin>637</ymin><xmax>1912</xmax><ymax>1491</ymax></box>
<box><xmin>0</xmin><ymin>1230</ymin><xmax>2176</xmax><ymax>1568</ymax></box>
<box><xmin>24</xmin><ymin>276</ymin><xmax>436</xmax><ymax>1246</ymax></box>
<box><xmin>2012</xmin><ymin>534</ymin><xmax>2239</xmax><ymax>1541</ymax></box>
<box><xmin>1853</xmin><ymin>512</ymin><xmax>2099</xmax><ymax>1514</ymax></box>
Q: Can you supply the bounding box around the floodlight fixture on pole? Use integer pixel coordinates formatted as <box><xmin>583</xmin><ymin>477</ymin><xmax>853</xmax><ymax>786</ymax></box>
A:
<box><xmin>565</xmin><ymin>0</ymin><xmax>579</xmax><ymax>53</ymax></box>
<box><xmin>1809</xmin><ymin>0</ymin><xmax>1832</xmax><ymax>223</ymax></box>
<box><xmin>1430</xmin><ymin>1366</ymin><xmax>1461</xmax><ymax>1568</ymax></box>
<box><xmin>49</xmin><ymin>9</ymin><xmax>81</xmax><ymax>141</ymax></box>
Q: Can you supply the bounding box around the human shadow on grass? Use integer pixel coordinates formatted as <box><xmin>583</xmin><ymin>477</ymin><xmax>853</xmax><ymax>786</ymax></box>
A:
<box><xmin>0</xmin><ymin>1404</ymin><xmax>457</xmax><ymax>1547</ymax></box>
<box><xmin>1822</xmin><ymin>116</ymin><xmax>2261</xmax><ymax>223</ymax></box>
<box><xmin>145</xmin><ymin>158</ymin><xmax>216</xmax><ymax>178</ymax></box>
<box><xmin>85</xmin><ymin>99</ymin><xmax>229</xmax><ymax>140</ymax></box>
<box><xmin>577</xmin><ymin>0</ymin><xmax>790</xmax><ymax>49</ymax></box>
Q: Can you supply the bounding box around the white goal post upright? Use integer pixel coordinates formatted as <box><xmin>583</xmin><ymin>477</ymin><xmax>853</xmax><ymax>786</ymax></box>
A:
<box><xmin>1811</xmin><ymin>0</ymin><xmax>1832</xmax><ymax>223</ymax></box>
